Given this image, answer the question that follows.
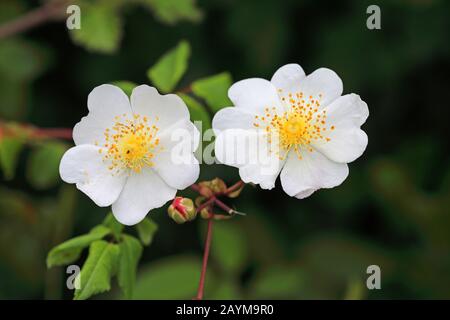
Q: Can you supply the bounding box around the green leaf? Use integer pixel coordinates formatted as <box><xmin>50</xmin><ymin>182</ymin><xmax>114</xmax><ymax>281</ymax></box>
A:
<box><xmin>133</xmin><ymin>255</ymin><xmax>215</xmax><ymax>299</ymax></box>
<box><xmin>69</xmin><ymin>2</ymin><xmax>122</xmax><ymax>54</ymax></box>
<box><xmin>0</xmin><ymin>136</ymin><xmax>24</xmax><ymax>180</ymax></box>
<box><xmin>0</xmin><ymin>39</ymin><xmax>50</xmax><ymax>82</ymax></box>
<box><xmin>250</xmin><ymin>265</ymin><xmax>303</xmax><ymax>299</ymax></box>
<box><xmin>179</xmin><ymin>93</ymin><xmax>211</xmax><ymax>131</ymax></box>
<box><xmin>103</xmin><ymin>213</ymin><xmax>124</xmax><ymax>240</ymax></box>
<box><xmin>74</xmin><ymin>240</ymin><xmax>120</xmax><ymax>300</ymax></box>
<box><xmin>111</xmin><ymin>81</ymin><xmax>137</xmax><ymax>97</ymax></box>
<box><xmin>135</xmin><ymin>217</ymin><xmax>158</xmax><ymax>246</ymax></box>
<box><xmin>138</xmin><ymin>0</ymin><xmax>203</xmax><ymax>25</ymax></box>
<box><xmin>344</xmin><ymin>278</ymin><xmax>366</xmax><ymax>300</ymax></box>
<box><xmin>26</xmin><ymin>141</ymin><xmax>68</xmax><ymax>189</ymax></box>
<box><xmin>0</xmin><ymin>38</ymin><xmax>50</xmax><ymax>120</ymax></box>
<box><xmin>46</xmin><ymin>225</ymin><xmax>111</xmax><ymax>268</ymax></box>
<box><xmin>210</xmin><ymin>280</ymin><xmax>242</xmax><ymax>299</ymax></box>
<box><xmin>147</xmin><ymin>40</ymin><xmax>190</xmax><ymax>93</ymax></box>
<box><xmin>191</xmin><ymin>72</ymin><xmax>232</xmax><ymax>112</ymax></box>
<box><xmin>118</xmin><ymin>235</ymin><xmax>143</xmax><ymax>299</ymax></box>
<box><xmin>208</xmin><ymin>221</ymin><xmax>248</xmax><ymax>276</ymax></box>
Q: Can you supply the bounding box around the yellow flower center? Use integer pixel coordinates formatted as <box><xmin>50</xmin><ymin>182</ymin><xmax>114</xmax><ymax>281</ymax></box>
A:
<box><xmin>98</xmin><ymin>114</ymin><xmax>162</xmax><ymax>174</ymax></box>
<box><xmin>253</xmin><ymin>90</ymin><xmax>335</xmax><ymax>159</ymax></box>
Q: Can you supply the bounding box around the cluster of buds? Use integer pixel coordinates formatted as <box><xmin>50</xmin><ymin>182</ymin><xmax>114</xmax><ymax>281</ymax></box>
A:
<box><xmin>197</xmin><ymin>178</ymin><xmax>227</xmax><ymax>197</ymax></box>
<box><xmin>167</xmin><ymin>178</ymin><xmax>246</xmax><ymax>224</ymax></box>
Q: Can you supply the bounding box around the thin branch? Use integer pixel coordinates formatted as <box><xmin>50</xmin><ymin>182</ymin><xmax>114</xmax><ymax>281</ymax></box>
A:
<box><xmin>224</xmin><ymin>180</ymin><xmax>245</xmax><ymax>195</ymax></box>
<box><xmin>196</xmin><ymin>197</ymin><xmax>215</xmax><ymax>213</ymax></box>
<box><xmin>0</xmin><ymin>0</ymin><xmax>67</xmax><ymax>40</ymax></box>
<box><xmin>0</xmin><ymin>121</ymin><xmax>73</xmax><ymax>141</ymax></box>
<box><xmin>32</xmin><ymin>127</ymin><xmax>73</xmax><ymax>140</ymax></box>
<box><xmin>195</xmin><ymin>217</ymin><xmax>213</xmax><ymax>300</ymax></box>
<box><xmin>213</xmin><ymin>197</ymin><xmax>234</xmax><ymax>214</ymax></box>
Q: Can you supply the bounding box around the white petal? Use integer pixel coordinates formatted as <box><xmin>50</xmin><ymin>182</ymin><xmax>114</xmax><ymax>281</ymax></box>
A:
<box><xmin>271</xmin><ymin>64</ymin><xmax>306</xmax><ymax>92</ymax></box>
<box><xmin>112</xmin><ymin>169</ymin><xmax>176</xmax><ymax>225</ymax></box>
<box><xmin>59</xmin><ymin>145</ymin><xmax>127</xmax><ymax>207</ymax></box>
<box><xmin>228</xmin><ymin>78</ymin><xmax>284</xmax><ymax>115</ymax></box>
<box><xmin>153</xmin><ymin>120</ymin><xmax>200</xmax><ymax>190</ymax></box>
<box><xmin>280</xmin><ymin>149</ymin><xmax>349</xmax><ymax>198</ymax></box>
<box><xmin>73</xmin><ymin>84</ymin><xmax>132</xmax><ymax>146</ymax></box>
<box><xmin>239</xmin><ymin>160</ymin><xmax>284</xmax><ymax>190</ymax></box>
<box><xmin>298</xmin><ymin>68</ymin><xmax>343</xmax><ymax>106</ymax></box>
<box><xmin>214</xmin><ymin>128</ymin><xmax>284</xmax><ymax>189</ymax></box>
<box><xmin>295</xmin><ymin>189</ymin><xmax>317</xmax><ymax>199</ymax></box>
<box><xmin>313</xmin><ymin>94</ymin><xmax>369</xmax><ymax>163</ymax></box>
<box><xmin>130</xmin><ymin>85</ymin><xmax>189</xmax><ymax>130</ymax></box>
<box><xmin>212</xmin><ymin>107</ymin><xmax>254</xmax><ymax>134</ymax></box>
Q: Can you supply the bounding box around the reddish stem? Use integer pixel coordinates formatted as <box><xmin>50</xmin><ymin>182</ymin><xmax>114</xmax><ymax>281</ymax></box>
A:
<box><xmin>224</xmin><ymin>180</ymin><xmax>244</xmax><ymax>195</ymax></box>
<box><xmin>0</xmin><ymin>0</ymin><xmax>67</xmax><ymax>40</ymax></box>
<box><xmin>32</xmin><ymin>128</ymin><xmax>73</xmax><ymax>140</ymax></box>
<box><xmin>196</xmin><ymin>217</ymin><xmax>214</xmax><ymax>300</ymax></box>
<box><xmin>0</xmin><ymin>121</ymin><xmax>73</xmax><ymax>141</ymax></box>
<box><xmin>214</xmin><ymin>198</ymin><xmax>234</xmax><ymax>214</ymax></box>
<box><xmin>196</xmin><ymin>197</ymin><xmax>215</xmax><ymax>213</ymax></box>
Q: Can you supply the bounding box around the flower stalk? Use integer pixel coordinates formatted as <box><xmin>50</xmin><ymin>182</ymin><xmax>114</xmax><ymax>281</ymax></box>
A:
<box><xmin>196</xmin><ymin>216</ymin><xmax>214</xmax><ymax>300</ymax></box>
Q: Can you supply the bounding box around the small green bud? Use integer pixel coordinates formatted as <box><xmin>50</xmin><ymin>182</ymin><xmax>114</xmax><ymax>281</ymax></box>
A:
<box><xmin>200</xmin><ymin>208</ymin><xmax>211</xmax><ymax>219</ymax></box>
<box><xmin>168</xmin><ymin>197</ymin><xmax>196</xmax><ymax>224</ymax></box>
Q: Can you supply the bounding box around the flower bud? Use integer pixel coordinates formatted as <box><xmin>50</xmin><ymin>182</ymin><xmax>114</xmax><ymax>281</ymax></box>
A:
<box><xmin>199</xmin><ymin>178</ymin><xmax>227</xmax><ymax>195</ymax></box>
<box><xmin>200</xmin><ymin>207</ymin><xmax>211</xmax><ymax>219</ymax></box>
<box><xmin>167</xmin><ymin>197</ymin><xmax>196</xmax><ymax>224</ymax></box>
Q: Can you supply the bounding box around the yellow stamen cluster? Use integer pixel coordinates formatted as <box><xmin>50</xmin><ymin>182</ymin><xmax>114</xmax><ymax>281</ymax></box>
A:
<box><xmin>253</xmin><ymin>90</ymin><xmax>335</xmax><ymax>160</ymax></box>
<box><xmin>98</xmin><ymin>114</ymin><xmax>162</xmax><ymax>174</ymax></box>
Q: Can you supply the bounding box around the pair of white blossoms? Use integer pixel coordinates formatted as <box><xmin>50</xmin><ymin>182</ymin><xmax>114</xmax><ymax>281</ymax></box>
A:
<box><xmin>60</xmin><ymin>64</ymin><xmax>369</xmax><ymax>225</ymax></box>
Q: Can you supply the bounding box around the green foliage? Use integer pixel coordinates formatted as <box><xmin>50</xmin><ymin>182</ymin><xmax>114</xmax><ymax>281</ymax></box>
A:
<box><xmin>344</xmin><ymin>278</ymin><xmax>366</xmax><ymax>300</ymax></box>
<box><xmin>0</xmin><ymin>39</ymin><xmax>49</xmax><ymax>119</ymax></box>
<box><xmin>111</xmin><ymin>81</ymin><xmax>137</xmax><ymax>97</ymax></box>
<box><xmin>138</xmin><ymin>0</ymin><xmax>203</xmax><ymax>25</ymax></box>
<box><xmin>250</xmin><ymin>265</ymin><xmax>303</xmax><ymax>299</ymax></box>
<box><xmin>74</xmin><ymin>240</ymin><xmax>120</xmax><ymax>300</ymax></box>
<box><xmin>103</xmin><ymin>213</ymin><xmax>124</xmax><ymax>241</ymax></box>
<box><xmin>66</xmin><ymin>0</ymin><xmax>202</xmax><ymax>53</ymax></box>
<box><xmin>133</xmin><ymin>255</ymin><xmax>211</xmax><ymax>299</ymax></box>
<box><xmin>26</xmin><ymin>141</ymin><xmax>68</xmax><ymax>190</ymax></box>
<box><xmin>147</xmin><ymin>40</ymin><xmax>190</xmax><ymax>93</ymax></box>
<box><xmin>46</xmin><ymin>225</ymin><xmax>111</xmax><ymax>268</ymax></box>
<box><xmin>69</xmin><ymin>1</ymin><xmax>122</xmax><ymax>54</ymax></box>
<box><xmin>135</xmin><ymin>217</ymin><xmax>158</xmax><ymax>246</ymax></box>
<box><xmin>179</xmin><ymin>94</ymin><xmax>211</xmax><ymax>131</ymax></box>
<box><xmin>209</xmin><ymin>221</ymin><xmax>248</xmax><ymax>276</ymax></box>
<box><xmin>118</xmin><ymin>235</ymin><xmax>143</xmax><ymax>299</ymax></box>
<box><xmin>0</xmin><ymin>39</ymin><xmax>48</xmax><ymax>81</ymax></box>
<box><xmin>210</xmin><ymin>280</ymin><xmax>242</xmax><ymax>299</ymax></box>
<box><xmin>0</xmin><ymin>135</ymin><xmax>24</xmax><ymax>180</ymax></box>
<box><xmin>191</xmin><ymin>72</ymin><xmax>232</xmax><ymax>112</ymax></box>
<box><xmin>46</xmin><ymin>214</ymin><xmax>159</xmax><ymax>299</ymax></box>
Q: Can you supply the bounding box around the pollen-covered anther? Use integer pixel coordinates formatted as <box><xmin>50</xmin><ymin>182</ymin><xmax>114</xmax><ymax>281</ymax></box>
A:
<box><xmin>253</xmin><ymin>91</ymin><xmax>334</xmax><ymax>160</ymax></box>
<box><xmin>102</xmin><ymin>114</ymin><xmax>162</xmax><ymax>174</ymax></box>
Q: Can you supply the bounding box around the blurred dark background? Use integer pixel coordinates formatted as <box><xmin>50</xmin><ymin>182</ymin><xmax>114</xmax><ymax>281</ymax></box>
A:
<box><xmin>0</xmin><ymin>0</ymin><xmax>449</xmax><ymax>299</ymax></box>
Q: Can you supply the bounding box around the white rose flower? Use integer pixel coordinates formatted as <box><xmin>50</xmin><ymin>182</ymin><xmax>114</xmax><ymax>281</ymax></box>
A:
<box><xmin>60</xmin><ymin>84</ymin><xmax>200</xmax><ymax>225</ymax></box>
<box><xmin>212</xmin><ymin>64</ymin><xmax>368</xmax><ymax>199</ymax></box>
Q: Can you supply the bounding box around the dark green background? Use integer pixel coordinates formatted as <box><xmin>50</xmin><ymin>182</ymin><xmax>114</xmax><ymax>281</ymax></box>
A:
<box><xmin>0</xmin><ymin>0</ymin><xmax>449</xmax><ymax>299</ymax></box>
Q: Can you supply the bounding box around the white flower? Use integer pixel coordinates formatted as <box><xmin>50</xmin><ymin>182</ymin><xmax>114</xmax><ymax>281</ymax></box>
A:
<box><xmin>60</xmin><ymin>84</ymin><xmax>200</xmax><ymax>225</ymax></box>
<box><xmin>212</xmin><ymin>64</ymin><xmax>368</xmax><ymax>199</ymax></box>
